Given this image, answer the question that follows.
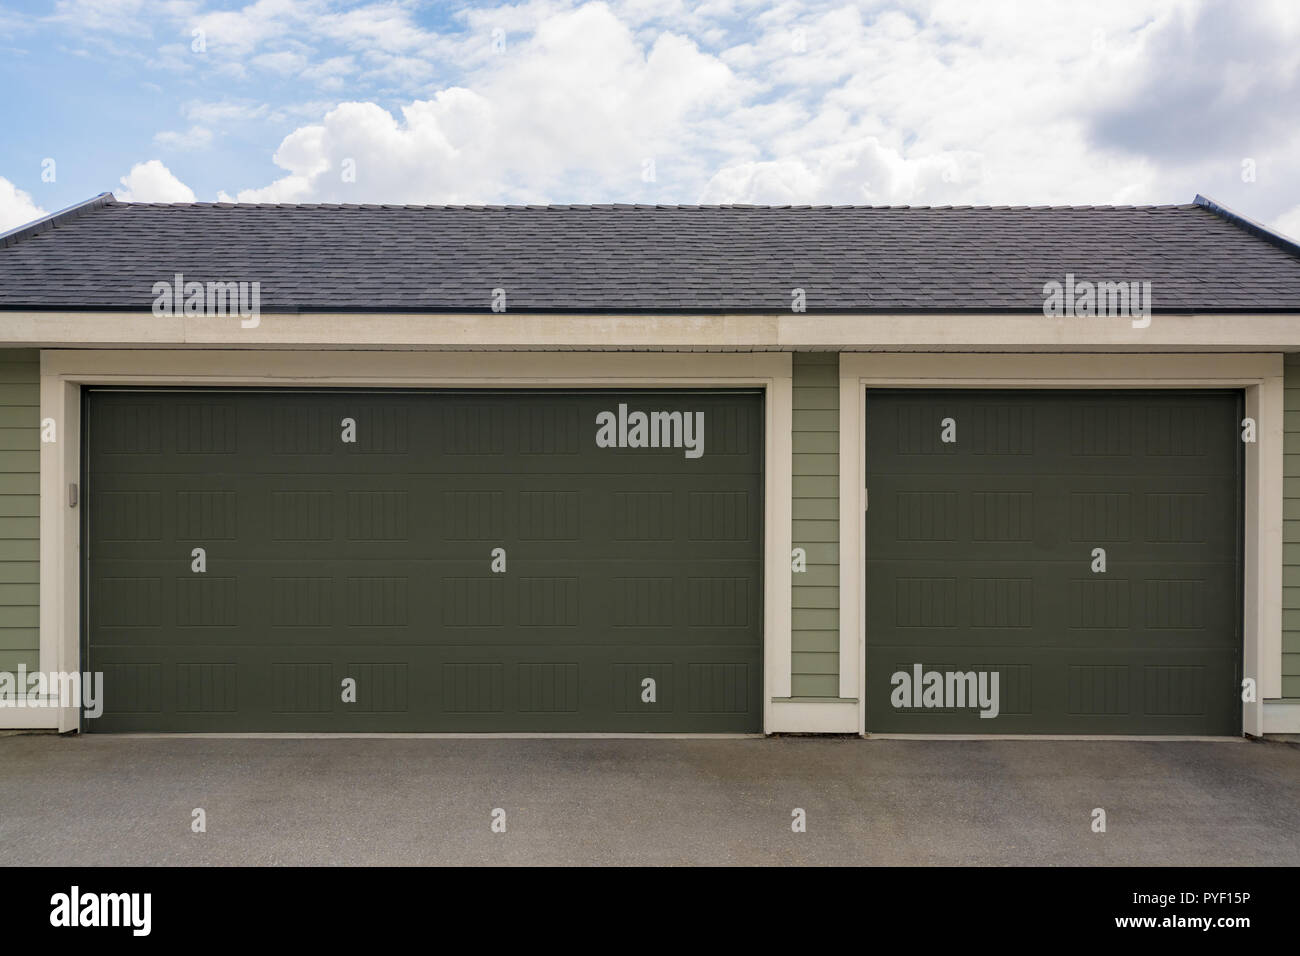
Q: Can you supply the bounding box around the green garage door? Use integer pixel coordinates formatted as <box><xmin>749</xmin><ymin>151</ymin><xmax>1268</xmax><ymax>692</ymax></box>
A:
<box><xmin>85</xmin><ymin>389</ymin><xmax>763</xmax><ymax>732</ymax></box>
<box><xmin>865</xmin><ymin>390</ymin><xmax>1242</xmax><ymax>735</ymax></box>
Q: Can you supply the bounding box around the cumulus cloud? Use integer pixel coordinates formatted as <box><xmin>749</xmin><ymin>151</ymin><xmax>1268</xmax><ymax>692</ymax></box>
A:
<box><xmin>28</xmin><ymin>0</ymin><xmax>1300</xmax><ymax>223</ymax></box>
<box><xmin>1087</xmin><ymin>0</ymin><xmax>1300</xmax><ymax>163</ymax></box>
<box><xmin>232</xmin><ymin>3</ymin><xmax>740</xmax><ymax>204</ymax></box>
<box><xmin>0</xmin><ymin>177</ymin><xmax>46</xmax><ymax>232</ymax></box>
<box><xmin>702</xmin><ymin>139</ymin><xmax>984</xmax><ymax>205</ymax></box>
<box><xmin>214</xmin><ymin>0</ymin><xmax>1204</xmax><ymax>209</ymax></box>
<box><xmin>117</xmin><ymin>160</ymin><xmax>196</xmax><ymax>202</ymax></box>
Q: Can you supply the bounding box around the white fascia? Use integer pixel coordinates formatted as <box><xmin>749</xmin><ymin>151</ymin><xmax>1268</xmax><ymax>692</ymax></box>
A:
<box><xmin>0</xmin><ymin>310</ymin><xmax>1299</xmax><ymax>351</ymax></box>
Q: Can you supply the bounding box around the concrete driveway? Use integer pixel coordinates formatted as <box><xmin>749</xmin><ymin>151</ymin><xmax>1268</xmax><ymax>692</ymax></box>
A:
<box><xmin>1</xmin><ymin>734</ymin><xmax>1297</xmax><ymax>866</ymax></box>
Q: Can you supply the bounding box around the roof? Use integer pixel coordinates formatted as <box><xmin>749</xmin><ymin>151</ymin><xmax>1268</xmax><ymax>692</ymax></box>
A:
<box><xmin>0</xmin><ymin>193</ymin><xmax>1298</xmax><ymax>313</ymax></box>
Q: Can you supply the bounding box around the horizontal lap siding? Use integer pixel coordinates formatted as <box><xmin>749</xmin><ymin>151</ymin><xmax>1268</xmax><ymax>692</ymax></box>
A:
<box><xmin>791</xmin><ymin>353</ymin><xmax>839</xmax><ymax>697</ymax></box>
<box><xmin>1285</xmin><ymin>355</ymin><xmax>1300</xmax><ymax>698</ymax></box>
<box><xmin>0</xmin><ymin>350</ymin><xmax>38</xmax><ymax>676</ymax></box>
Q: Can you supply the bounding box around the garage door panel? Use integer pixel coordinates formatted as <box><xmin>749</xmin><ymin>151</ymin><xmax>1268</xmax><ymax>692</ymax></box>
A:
<box><xmin>85</xmin><ymin>388</ymin><xmax>763</xmax><ymax>732</ymax></box>
<box><xmin>873</xmin><ymin>486</ymin><xmax>1237</xmax><ymax>563</ymax></box>
<box><xmin>866</xmin><ymin>389</ymin><xmax>1242</xmax><ymax>735</ymax></box>
<box><xmin>87</xmin><ymin>645</ymin><xmax>763</xmax><ymax>732</ymax></box>
<box><xmin>872</xmin><ymin>560</ymin><xmax>1239</xmax><ymax>635</ymax></box>
<box><xmin>89</xmin><ymin>391</ymin><xmax>763</xmax><ymax>473</ymax></box>
<box><xmin>868</xmin><ymin>393</ymin><xmax>1240</xmax><ymax>475</ymax></box>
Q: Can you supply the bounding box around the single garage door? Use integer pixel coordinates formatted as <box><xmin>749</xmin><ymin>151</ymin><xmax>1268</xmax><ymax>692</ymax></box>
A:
<box><xmin>865</xmin><ymin>389</ymin><xmax>1242</xmax><ymax>735</ymax></box>
<box><xmin>85</xmin><ymin>388</ymin><xmax>763</xmax><ymax>732</ymax></box>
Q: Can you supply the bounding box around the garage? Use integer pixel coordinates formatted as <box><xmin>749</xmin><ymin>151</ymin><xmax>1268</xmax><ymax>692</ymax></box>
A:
<box><xmin>84</xmin><ymin>388</ymin><xmax>764</xmax><ymax>733</ymax></box>
<box><xmin>865</xmin><ymin>389</ymin><xmax>1243</xmax><ymax>735</ymax></box>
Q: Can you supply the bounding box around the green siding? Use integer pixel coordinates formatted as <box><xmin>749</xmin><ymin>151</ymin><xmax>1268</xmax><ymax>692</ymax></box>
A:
<box><xmin>791</xmin><ymin>353</ymin><xmax>839</xmax><ymax>697</ymax></box>
<box><xmin>0</xmin><ymin>350</ymin><xmax>38</xmax><ymax>676</ymax></box>
<box><xmin>1285</xmin><ymin>355</ymin><xmax>1300</xmax><ymax>699</ymax></box>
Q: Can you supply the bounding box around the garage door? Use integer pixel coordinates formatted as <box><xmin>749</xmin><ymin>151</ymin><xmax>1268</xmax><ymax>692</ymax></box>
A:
<box><xmin>85</xmin><ymin>389</ymin><xmax>763</xmax><ymax>732</ymax></box>
<box><xmin>865</xmin><ymin>390</ymin><xmax>1242</xmax><ymax>735</ymax></box>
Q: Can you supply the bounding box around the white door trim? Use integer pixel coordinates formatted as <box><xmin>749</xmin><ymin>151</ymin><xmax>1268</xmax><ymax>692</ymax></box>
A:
<box><xmin>38</xmin><ymin>349</ymin><xmax>793</xmax><ymax>734</ymax></box>
<box><xmin>838</xmin><ymin>352</ymin><xmax>1284</xmax><ymax>737</ymax></box>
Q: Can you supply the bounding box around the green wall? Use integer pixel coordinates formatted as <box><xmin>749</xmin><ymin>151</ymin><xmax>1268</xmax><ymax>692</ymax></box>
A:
<box><xmin>1284</xmin><ymin>354</ymin><xmax>1300</xmax><ymax>698</ymax></box>
<box><xmin>791</xmin><ymin>352</ymin><xmax>840</xmax><ymax>697</ymax></box>
<box><xmin>0</xmin><ymin>349</ymin><xmax>39</xmax><ymax>676</ymax></box>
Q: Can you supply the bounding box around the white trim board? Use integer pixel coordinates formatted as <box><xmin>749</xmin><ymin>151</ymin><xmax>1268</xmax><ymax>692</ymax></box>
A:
<box><xmin>38</xmin><ymin>349</ymin><xmax>794</xmax><ymax>734</ymax></box>
<box><xmin>5</xmin><ymin>311</ymin><xmax>1300</xmax><ymax>350</ymax></box>
<box><xmin>766</xmin><ymin>699</ymin><xmax>858</xmax><ymax>733</ymax></box>
<box><xmin>838</xmin><ymin>352</ymin><xmax>1285</xmax><ymax>737</ymax></box>
<box><xmin>1263</xmin><ymin>699</ymin><xmax>1300</xmax><ymax>734</ymax></box>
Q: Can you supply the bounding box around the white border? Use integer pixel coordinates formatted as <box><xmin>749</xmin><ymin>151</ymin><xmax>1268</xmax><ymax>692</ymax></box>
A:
<box><xmin>838</xmin><ymin>353</ymin><xmax>1285</xmax><ymax>737</ymax></box>
<box><xmin>23</xmin><ymin>349</ymin><xmax>793</xmax><ymax>733</ymax></box>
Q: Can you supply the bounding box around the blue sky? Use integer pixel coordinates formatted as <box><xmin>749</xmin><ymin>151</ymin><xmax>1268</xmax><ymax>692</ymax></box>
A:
<box><xmin>2</xmin><ymin>0</ymin><xmax>1299</xmax><ymax>237</ymax></box>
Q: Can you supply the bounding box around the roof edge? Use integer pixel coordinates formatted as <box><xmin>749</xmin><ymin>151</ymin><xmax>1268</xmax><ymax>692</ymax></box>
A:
<box><xmin>1194</xmin><ymin>193</ymin><xmax>1300</xmax><ymax>260</ymax></box>
<box><xmin>0</xmin><ymin>192</ymin><xmax>117</xmax><ymax>250</ymax></box>
<box><xmin>103</xmin><ymin>200</ymin><xmax>1201</xmax><ymax>212</ymax></box>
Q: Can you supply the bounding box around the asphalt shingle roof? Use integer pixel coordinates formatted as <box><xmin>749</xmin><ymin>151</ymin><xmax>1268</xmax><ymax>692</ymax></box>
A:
<box><xmin>0</xmin><ymin>194</ymin><xmax>1298</xmax><ymax>313</ymax></box>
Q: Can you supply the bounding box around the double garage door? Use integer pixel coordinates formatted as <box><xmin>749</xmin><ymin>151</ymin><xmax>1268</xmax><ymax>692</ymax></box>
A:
<box><xmin>85</xmin><ymin>389</ymin><xmax>764</xmax><ymax>732</ymax></box>
<box><xmin>866</xmin><ymin>389</ymin><xmax>1243</xmax><ymax>735</ymax></box>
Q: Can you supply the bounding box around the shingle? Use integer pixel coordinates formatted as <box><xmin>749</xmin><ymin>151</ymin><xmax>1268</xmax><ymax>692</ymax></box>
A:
<box><xmin>0</xmin><ymin>197</ymin><xmax>1297</xmax><ymax>313</ymax></box>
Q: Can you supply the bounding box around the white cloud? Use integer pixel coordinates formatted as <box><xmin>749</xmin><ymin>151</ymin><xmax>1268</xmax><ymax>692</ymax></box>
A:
<box><xmin>51</xmin><ymin>0</ymin><xmax>156</xmax><ymax>35</ymax></box>
<box><xmin>189</xmin><ymin>0</ymin><xmax>298</xmax><ymax>57</ymax></box>
<box><xmin>356</xmin><ymin>50</ymin><xmax>437</xmax><ymax>86</ymax></box>
<box><xmin>29</xmin><ymin>0</ymin><xmax>1300</xmax><ymax>223</ymax></box>
<box><xmin>251</xmin><ymin>49</ymin><xmax>308</xmax><ymax>74</ymax></box>
<box><xmin>212</xmin><ymin>0</ymin><xmax>1202</xmax><ymax>209</ymax></box>
<box><xmin>153</xmin><ymin>126</ymin><xmax>214</xmax><ymax>151</ymax></box>
<box><xmin>182</xmin><ymin>98</ymin><xmax>271</xmax><ymax>124</ymax></box>
<box><xmin>1275</xmin><ymin>205</ymin><xmax>1300</xmax><ymax>243</ymax></box>
<box><xmin>0</xmin><ymin>177</ymin><xmax>46</xmax><ymax>232</ymax></box>
<box><xmin>145</xmin><ymin>41</ymin><xmax>194</xmax><ymax>72</ymax></box>
<box><xmin>313</xmin><ymin>3</ymin><xmax>445</xmax><ymax>54</ymax></box>
<box><xmin>300</xmin><ymin>54</ymin><xmax>354</xmax><ymax>89</ymax></box>
<box><xmin>117</xmin><ymin>160</ymin><xmax>196</xmax><ymax>202</ymax></box>
<box><xmin>702</xmin><ymin>138</ymin><xmax>983</xmax><ymax>205</ymax></box>
<box><xmin>231</xmin><ymin>3</ymin><xmax>742</xmax><ymax>204</ymax></box>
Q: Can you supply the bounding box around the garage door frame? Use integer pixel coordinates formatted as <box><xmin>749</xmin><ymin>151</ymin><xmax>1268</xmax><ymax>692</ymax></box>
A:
<box><xmin>838</xmin><ymin>352</ymin><xmax>1284</xmax><ymax>737</ymax></box>
<box><xmin>35</xmin><ymin>349</ymin><xmax>793</xmax><ymax>734</ymax></box>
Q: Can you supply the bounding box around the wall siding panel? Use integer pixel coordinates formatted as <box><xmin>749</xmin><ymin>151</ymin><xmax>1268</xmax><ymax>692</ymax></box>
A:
<box><xmin>0</xmin><ymin>350</ymin><xmax>38</xmax><ymax>677</ymax></box>
<box><xmin>791</xmin><ymin>353</ymin><xmax>839</xmax><ymax>697</ymax></box>
<box><xmin>1284</xmin><ymin>354</ymin><xmax>1300</xmax><ymax>698</ymax></box>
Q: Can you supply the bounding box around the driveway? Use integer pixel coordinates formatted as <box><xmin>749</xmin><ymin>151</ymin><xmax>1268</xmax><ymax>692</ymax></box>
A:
<box><xmin>1</xmin><ymin>734</ymin><xmax>1297</xmax><ymax>866</ymax></box>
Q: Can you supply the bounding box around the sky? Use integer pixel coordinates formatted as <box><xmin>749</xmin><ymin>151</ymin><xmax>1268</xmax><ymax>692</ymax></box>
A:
<box><xmin>1</xmin><ymin>0</ymin><xmax>1298</xmax><ymax>237</ymax></box>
